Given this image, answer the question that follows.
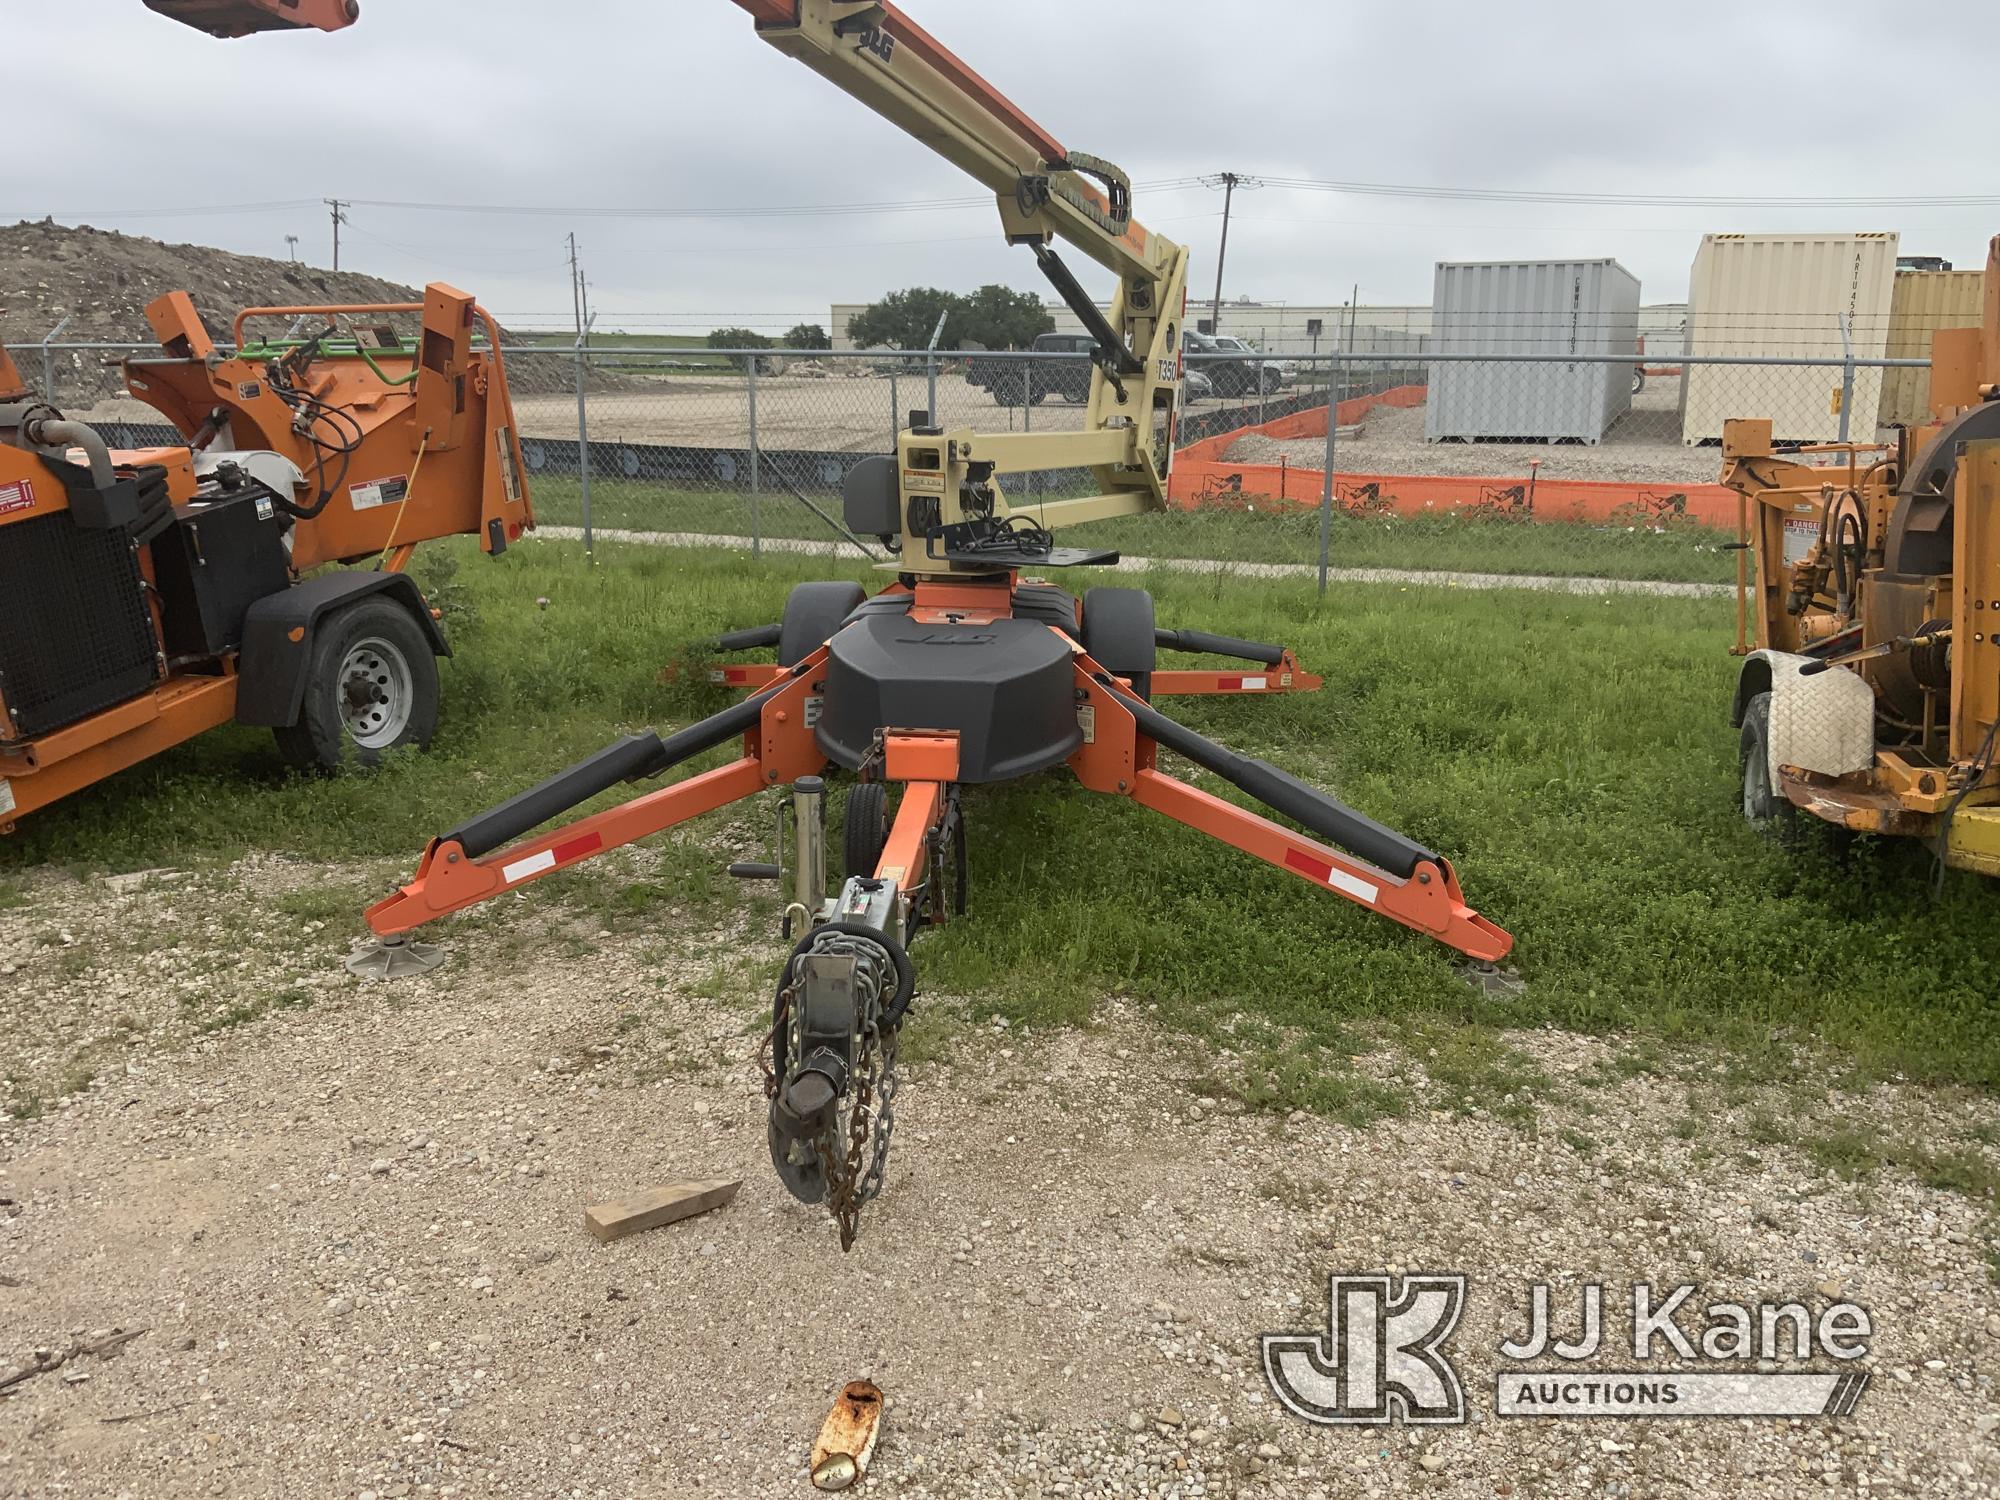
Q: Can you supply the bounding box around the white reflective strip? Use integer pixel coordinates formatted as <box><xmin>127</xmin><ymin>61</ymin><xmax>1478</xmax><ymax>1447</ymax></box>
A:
<box><xmin>1243</xmin><ymin>675</ymin><xmax>1268</xmax><ymax>691</ymax></box>
<box><xmin>500</xmin><ymin>848</ymin><xmax>556</xmax><ymax>885</ymax></box>
<box><xmin>1325</xmin><ymin>866</ymin><xmax>1379</xmax><ymax>905</ymax></box>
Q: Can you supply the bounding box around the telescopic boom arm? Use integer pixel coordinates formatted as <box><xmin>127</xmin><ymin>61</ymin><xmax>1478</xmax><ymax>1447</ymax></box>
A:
<box><xmin>732</xmin><ymin>0</ymin><xmax>1190</xmax><ymax>560</ymax></box>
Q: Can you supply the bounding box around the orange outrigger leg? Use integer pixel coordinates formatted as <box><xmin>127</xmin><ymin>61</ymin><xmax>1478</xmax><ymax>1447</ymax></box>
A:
<box><xmin>361</xmin><ymin>600</ymin><xmax>1511</xmax><ymax>1244</ymax></box>
<box><xmin>366</xmin><ymin>640</ymin><xmax>1508</xmax><ymax>963</ymax></box>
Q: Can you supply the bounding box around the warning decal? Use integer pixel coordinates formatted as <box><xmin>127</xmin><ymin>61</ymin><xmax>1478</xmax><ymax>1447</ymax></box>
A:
<box><xmin>350</xmin><ymin>475</ymin><xmax>410</xmax><ymax>512</ymax></box>
<box><xmin>0</xmin><ymin>479</ymin><xmax>37</xmax><ymax>516</ymax></box>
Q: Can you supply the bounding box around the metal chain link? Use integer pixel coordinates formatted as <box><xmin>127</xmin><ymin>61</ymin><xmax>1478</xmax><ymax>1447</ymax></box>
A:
<box><xmin>766</xmin><ymin>941</ymin><xmax>900</xmax><ymax>1251</ymax></box>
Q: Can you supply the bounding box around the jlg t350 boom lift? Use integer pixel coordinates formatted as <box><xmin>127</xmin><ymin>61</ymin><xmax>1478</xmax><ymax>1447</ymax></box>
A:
<box><xmin>364</xmin><ymin>0</ymin><xmax>1510</xmax><ymax>1248</ymax></box>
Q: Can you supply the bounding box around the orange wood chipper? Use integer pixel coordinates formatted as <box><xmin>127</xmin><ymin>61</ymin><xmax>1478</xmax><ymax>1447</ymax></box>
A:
<box><xmin>0</xmin><ymin>282</ymin><xmax>531</xmax><ymax>830</ymax></box>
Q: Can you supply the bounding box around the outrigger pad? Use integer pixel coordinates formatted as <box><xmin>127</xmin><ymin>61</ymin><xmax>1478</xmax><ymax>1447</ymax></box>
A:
<box><xmin>1458</xmin><ymin>961</ymin><xmax>1526</xmax><ymax>1000</ymax></box>
<box><xmin>345</xmin><ymin>937</ymin><xmax>447</xmax><ymax>981</ymax></box>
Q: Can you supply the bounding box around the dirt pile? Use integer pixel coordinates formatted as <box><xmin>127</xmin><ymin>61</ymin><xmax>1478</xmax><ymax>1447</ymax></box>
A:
<box><xmin>0</xmin><ymin>218</ymin><xmax>423</xmax><ymax>346</ymax></box>
<box><xmin>0</xmin><ymin>219</ymin><xmax>608</xmax><ymax>406</ymax></box>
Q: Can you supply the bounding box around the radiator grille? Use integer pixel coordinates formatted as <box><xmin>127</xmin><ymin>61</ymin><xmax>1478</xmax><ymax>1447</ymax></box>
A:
<box><xmin>0</xmin><ymin>512</ymin><xmax>159</xmax><ymax>740</ymax></box>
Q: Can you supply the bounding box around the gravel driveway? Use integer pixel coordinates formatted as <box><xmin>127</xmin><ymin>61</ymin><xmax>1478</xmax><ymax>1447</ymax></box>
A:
<box><xmin>2</xmin><ymin>860</ymin><xmax>1996</xmax><ymax>1499</ymax></box>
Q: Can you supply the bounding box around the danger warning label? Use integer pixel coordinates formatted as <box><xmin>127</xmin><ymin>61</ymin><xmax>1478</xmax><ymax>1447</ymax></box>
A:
<box><xmin>0</xmin><ymin>479</ymin><xmax>37</xmax><ymax>517</ymax></box>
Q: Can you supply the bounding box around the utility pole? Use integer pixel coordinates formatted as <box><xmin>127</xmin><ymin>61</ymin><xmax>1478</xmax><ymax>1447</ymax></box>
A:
<box><xmin>567</xmin><ymin>232</ymin><xmax>584</xmax><ymax>338</ymax></box>
<box><xmin>285</xmin><ymin>234</ymin><xmax>299</xmax><ymax>263</ymax></box>
<box><xmin>568</xmin><ymin>232</ymin><xmax>593</xmax><ymax>353</ymax></box>
<box><xmin>1199</xmin><ymin>172</ymin><xmax>1260</xmax><ymax>336</ymax></box>
<box><xmin>324</xmin><ymin>199</ymin><xmax>348</xmax><ymax>271</ymax></box>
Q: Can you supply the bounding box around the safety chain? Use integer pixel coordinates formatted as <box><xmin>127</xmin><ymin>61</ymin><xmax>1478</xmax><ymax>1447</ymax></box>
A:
<box><xmin>763</xmin><ymin>945</ymin><xmax>901</xmax><ymax>1252</ymax></box>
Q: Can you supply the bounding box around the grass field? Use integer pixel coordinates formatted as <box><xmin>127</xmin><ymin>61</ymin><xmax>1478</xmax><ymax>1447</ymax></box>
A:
<box><xmin>527</xmin><ymin>476</ymin><xmax>1738</xmax><ymax>584</ymax></box>
<box><xmin>5</xmin><ymin>537</ymin><xmax>1994</xmax><ymax>1099</ymax></box>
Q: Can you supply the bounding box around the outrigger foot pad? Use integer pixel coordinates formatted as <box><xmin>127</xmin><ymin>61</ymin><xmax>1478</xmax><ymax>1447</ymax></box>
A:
<box><xmin>1458</xmin><ymin>960</ymin><xmax>1526</xmax><ymax>1000</ymax></box>
<box><xmin>345</xmin><ymin>936</ymin><xmax>447</xmax><ymax>981</ymax></box>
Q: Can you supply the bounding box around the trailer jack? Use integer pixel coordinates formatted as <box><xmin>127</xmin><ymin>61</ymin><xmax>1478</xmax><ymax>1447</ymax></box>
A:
<box><xmin>363</xmin><ymin>577</ymin><xmax>1512</xmax><ymax>1248</ymax></box>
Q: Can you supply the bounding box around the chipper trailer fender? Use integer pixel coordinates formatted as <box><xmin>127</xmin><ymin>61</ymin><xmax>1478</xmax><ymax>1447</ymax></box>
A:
<box><xmin>0</xmin><ymin>282</ymin><xmax>532</xmax><ymax>829</ymax></box>
<box><xmin>361</xmin><ymin>0</ymin><xmax>1513</xmax><ymax>1249</ymax></box>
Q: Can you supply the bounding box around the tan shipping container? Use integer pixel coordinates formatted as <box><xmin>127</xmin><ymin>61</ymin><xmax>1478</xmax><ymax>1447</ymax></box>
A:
<box><xmin>1680</xmin><ymin>232</ymin><xmax>1899</xmax><ymax>445</ymax></box>
<box><xmin>1877</xmin><ymin>270</ymin><xmax>1984</xmax><ymax>427</ymax></box>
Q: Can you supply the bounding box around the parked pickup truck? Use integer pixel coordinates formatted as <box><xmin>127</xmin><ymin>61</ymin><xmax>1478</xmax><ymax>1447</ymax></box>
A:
<box><xmin>1184</xmin><ymin>329</ymin><xmax>1290</xmax><ymax>397</ymax></box>
<box><xmin>965</xmin><ymin>332</ymin><xmax>1095</xmax><ymax>406</ymax></box>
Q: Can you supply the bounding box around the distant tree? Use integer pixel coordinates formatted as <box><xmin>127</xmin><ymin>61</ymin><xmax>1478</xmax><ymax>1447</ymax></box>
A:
<box><xmin>783</xmin><ymin>322</ymin><xmax>829</xmax><ymax>350</ymax></box>
<box><xmin>956</xmin><ymin>283</ymin><xmax>1054</xmax><ymax>350</ymax></box>
<box><xmin>844</xmin><ymin>287</ymin><xmax>961</xmax><ymax>351</ymax></box>
<box><xmin>707</xmin><ymin>325</ymin><xmax>774</xmax><ymax>371</ymax></box>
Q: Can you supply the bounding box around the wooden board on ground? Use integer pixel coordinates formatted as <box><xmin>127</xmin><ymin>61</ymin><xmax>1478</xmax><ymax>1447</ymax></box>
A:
<box><xmin>584</xmin><ymin>1177</ymin><xmax>740</xmax><ymax>1243</ymax></box>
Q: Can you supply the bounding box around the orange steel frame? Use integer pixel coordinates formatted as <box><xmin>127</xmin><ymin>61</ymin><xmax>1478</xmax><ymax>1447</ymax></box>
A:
<box><xmin>367</xmin><ymin>579</ymin><xmax>1507</xmax><ymax>963</ymax></box>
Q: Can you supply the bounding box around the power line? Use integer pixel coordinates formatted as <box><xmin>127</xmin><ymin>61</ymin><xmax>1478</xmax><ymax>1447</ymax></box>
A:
<box><xmin>1252</xmin><ymin>176</ymin><xmax>2000</xmax><ymax>209</ymax></box>
<box><xmin>21</xmin><ymin>174</ymin><xmax>2000</xmax><ymax>228</ymax></box>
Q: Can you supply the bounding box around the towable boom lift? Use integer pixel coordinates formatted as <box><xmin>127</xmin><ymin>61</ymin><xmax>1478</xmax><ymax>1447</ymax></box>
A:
<box><xmin>362</xmin><ymin>0</ymin><xmax>1512</xmax><ymax>1248</ymax></box>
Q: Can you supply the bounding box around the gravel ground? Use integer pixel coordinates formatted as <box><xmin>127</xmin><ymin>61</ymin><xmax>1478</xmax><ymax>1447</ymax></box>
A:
<box><xmin>3</xmin><ymin>858</ymin><xmax>1998</xmax><ymax>1499</ymax></box>
<box><xmin>1225</xmin><ymin>388</ymin><xmax>1727</xmax><ymax>486</ymax></box>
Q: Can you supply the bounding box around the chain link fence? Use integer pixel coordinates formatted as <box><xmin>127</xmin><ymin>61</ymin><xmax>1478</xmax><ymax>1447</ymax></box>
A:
<box><xmin>9</xmin><ymin>336</ymin><xmax>1930</xmax><ymax>590</ymax></box>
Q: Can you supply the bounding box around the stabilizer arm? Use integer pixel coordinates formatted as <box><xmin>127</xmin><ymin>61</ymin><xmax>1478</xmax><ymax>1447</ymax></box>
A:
<box><xmin>1150</xmin><ymin>627</ymin><xmax>1324</xmax><ymax>698</ymax></box>
<box><xmin>1068</xmin><ymin>664</ymin><xmax>1512</xmax><ymax>963</ymax></box>
<box><xmin>366</xmin><ymin>655</ymin><xmax>829</xmax><ymax>934</ymax></box>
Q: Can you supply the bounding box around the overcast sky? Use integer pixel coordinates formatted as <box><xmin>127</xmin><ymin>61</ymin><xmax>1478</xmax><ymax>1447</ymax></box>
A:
<box><xmin>14</xmin><ymin>0</ymin><xmax>1997</xmax><ymax>334</ymax></box>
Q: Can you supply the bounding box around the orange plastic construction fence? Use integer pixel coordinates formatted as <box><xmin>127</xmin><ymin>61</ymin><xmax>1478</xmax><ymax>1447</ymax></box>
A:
<box><xmin>1169</xmin><ymin>385</ymin><xmax>1736</xmax><ymax>529</ymax></box>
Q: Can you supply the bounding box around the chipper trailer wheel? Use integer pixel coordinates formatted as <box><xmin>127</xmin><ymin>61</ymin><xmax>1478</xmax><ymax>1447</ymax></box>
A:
<box><xmin>1737</xmin><ymin>691</ymin><xmax>1796</xmax><ymax>838</ymax></box>
<box><xmin>275</xmin><ymin>597</ymin><xmax>439</xmax><ymax>771</ymax></box>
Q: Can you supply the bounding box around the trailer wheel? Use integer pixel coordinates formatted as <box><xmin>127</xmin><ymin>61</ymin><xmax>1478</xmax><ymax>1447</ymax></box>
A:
<box><xmin>778</xmin><ymin>581</ymin><xmax>866</xmax><ymax>667</ymax></box>
<box><xmin>1738</xmin><ymin>691</ymin><xmax>1793</xmax><ymax>835</ymax></box>
<box><xmin>275</xmin><ymin>596</ymin><xmax>439</xmax><ymax>771</ymax></box>
<box><xmin>844</xmin><ymin>781</ymin><xmax>889</xmax><ymax>878</ymax></box>
<box><xmin>1081</xmin><ymin>587</ymin><xmax>1155</xmax><ymax>702</ymax></box>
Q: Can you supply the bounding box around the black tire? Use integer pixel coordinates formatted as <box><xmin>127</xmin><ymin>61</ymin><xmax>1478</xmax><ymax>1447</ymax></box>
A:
<box><xmin>273</xmin><ymin>596</ymin><xmax>439</xmax><ymax>771</ymax></box>
<box><xmin>997</xmin><ymin>373</ymin><xmax>1029</xmax><ymax>407</ymax></box>
<box><xmin>1738</xmin><ymin>691</ymin><xmax>1794</xmax><ymax>836</ymax></box>
<box><xmin>1081</xmin><ymin>586</ymin><xmax>1156</xmax><ymax>702</ymax></box>
<box><xmin>1632</xmin><ymin>366</ymin><xmax>1646</xmax><ymax>396</ymax></box>
<box><xmin>844</xmin><ymin>781</ymin><xmax>888</xmax><ymax>878</ymax></box>
<box><xmin>778</xmin><ymin>580</ymin><xmax>866</xmax><ymax>667</ymax></box>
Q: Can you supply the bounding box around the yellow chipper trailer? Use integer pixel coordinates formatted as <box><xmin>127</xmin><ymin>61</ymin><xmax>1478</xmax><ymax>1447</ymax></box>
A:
<box><xmin>1720</xmin><ymin>234</ymin><xmax>2000</xmax><ymax>874</ymax></box>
